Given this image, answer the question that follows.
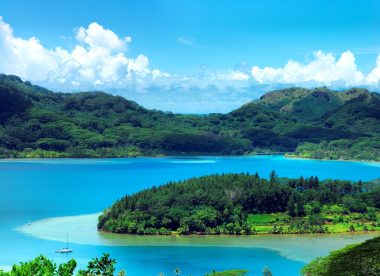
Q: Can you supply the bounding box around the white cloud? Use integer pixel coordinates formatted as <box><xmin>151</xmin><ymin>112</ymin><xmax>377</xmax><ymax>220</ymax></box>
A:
<box><xmin>0</xmin><ymin>16</ymin><xmax>57</xmax><ymax>81</ymax></box>
<box><xmin>0</xmin><ymin>17</ymin><xmax>168</xmax><ymax>90</ymax></box>
<box><xmin>76</xmin><ymin>22</ymin><xmax>131</xmax><ymax>51</ymax></box>
<box><xmin>49</xmin><ymin>22</ymin><xmax>157</xmax><ymax>89</ymax></box>
<box><xmin>251</xmin><ymin>50</ymin><xmax>366</xmax><ymax>86</ymax></box>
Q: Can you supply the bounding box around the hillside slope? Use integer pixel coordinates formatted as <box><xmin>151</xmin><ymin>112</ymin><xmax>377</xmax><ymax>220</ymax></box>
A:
<box><xmin>254</xmin><ymin>87</ymin><xmax>372</xmax><ymax>122</ymax></box>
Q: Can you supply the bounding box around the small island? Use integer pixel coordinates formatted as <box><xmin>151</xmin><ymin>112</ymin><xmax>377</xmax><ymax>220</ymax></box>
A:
<box><xmin>98</xmin><ymin>172</ymin><xmax>380</xmax><ymax>235</ymax></box>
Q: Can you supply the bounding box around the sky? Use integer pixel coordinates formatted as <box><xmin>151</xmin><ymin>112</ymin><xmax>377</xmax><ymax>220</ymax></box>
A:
<box><xmin>0</xmin><ymin>0</ymin><xmax>379</xmax><ymax>113</ymax></box>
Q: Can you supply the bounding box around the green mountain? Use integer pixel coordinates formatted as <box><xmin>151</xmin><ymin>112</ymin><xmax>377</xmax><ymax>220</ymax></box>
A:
<box><xmin>0</xmin><ymin>74</ymin><xmax>378</xmax><ymax>160</ymax></box>
<box><xmin>302</xmin><ymin>236</ymin><xmax>380</xmax><ymax>275</ymax></box>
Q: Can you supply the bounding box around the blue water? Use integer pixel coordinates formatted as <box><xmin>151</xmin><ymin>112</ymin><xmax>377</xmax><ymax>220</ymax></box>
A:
<box><xmin>0</xmin><ymin>155</ymin><xmax>379</xmax><ymax>275</ymax></box>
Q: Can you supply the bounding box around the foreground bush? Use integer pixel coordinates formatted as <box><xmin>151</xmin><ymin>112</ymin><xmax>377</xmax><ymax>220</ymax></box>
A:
<box><xmin>0</xmin><ymin>253</ymin><xmax>117</xmax><ymax>276</ymax></box>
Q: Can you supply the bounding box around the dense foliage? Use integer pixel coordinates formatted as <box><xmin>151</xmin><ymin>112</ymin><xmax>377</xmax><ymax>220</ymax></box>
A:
<box><xmin>98</xmin><ymin>172</ymin><xmax>380</xmax><ymax>235</ymax></box>
<box><xmin>290</xmin><ymin>137</ymin><xmax>380</xmax><ymax>161</ymax></box>
<box><xmin>302</xmin><ymin>236</ymin><xmax>380</xmax><ymax>276</ymax></box>
<box><xmin>77</xmin><ymin>254</ymin><xmax>117</xmax><ymax>276</ymax></box>
<box><xmin>0</xmin><ymin>256</ymin><xmax>76</xmax><ymax>276</ymax></box>
<box><xmin>0</xmin><ymin>74</ymin><xmax>379</xmax><ymax>160</ymax></box>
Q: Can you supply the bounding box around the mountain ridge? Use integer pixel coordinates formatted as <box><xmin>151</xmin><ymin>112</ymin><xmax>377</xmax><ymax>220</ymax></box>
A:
<box><xmin>0</xmin><ymin>74</ymin><xmax>378</xmax><ymax>160</ymax></box>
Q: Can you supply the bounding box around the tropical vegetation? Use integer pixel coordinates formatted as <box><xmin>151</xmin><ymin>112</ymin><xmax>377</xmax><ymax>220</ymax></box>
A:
<box><xmin>0</xmin><ymin>253</ymin><xmax>118</xmax><ymax>276</ymax></box>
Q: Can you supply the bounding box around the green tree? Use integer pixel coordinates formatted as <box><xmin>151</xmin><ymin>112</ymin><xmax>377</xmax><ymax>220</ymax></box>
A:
<box><xmin>58</xmin><ymin>259</ymin><xmax>77</xmax><ymax>276</ymax></box>
<box><xmin>78</xmin><ymin>253</ymin><xmax>116</xmax><ymax>276</ymax></box>
<box><xmin>269</xmin><ymin>170</ymin><xmax>278</xmax><ymax>185</ymax></box>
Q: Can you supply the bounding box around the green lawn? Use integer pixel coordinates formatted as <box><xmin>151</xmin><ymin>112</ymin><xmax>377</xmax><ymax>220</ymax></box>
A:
<box><xmin>247</xmin><ymin>213</ymin><xmax>289</xmax><ymax>225</ymax></box>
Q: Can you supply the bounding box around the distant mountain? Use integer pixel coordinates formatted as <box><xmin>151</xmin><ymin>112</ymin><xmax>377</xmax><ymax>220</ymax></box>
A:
<box><xmin>242</xmin><ymin>87</ymin><xmax>372</xmax><ymax>122</ymax></box>
<box><xmin>0</xmin><ymin>74</ymin><xmax>378</xmax><ymax>160</ymax></box>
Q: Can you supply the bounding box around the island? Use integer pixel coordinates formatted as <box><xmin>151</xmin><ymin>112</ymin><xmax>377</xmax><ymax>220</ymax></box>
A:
<box><xmin>98</xmin><ymin>172</ymin><xmax>380</xmax><ymax>235</ymax></box>
<box><xmin>0</xmin><ymin>74</ymin><xmax>379</xmax><ymax>161</ymax></box>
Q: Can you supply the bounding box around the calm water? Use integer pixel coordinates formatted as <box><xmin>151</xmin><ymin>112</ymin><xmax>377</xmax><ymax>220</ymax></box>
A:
<box><xmin>0</xmin><ymin>155</ymin><xmax>379</xmax><ymax>275</ymax></box>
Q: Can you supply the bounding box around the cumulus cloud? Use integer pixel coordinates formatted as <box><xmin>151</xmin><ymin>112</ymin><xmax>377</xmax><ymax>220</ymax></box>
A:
<box><xmin>76</xmin><ymin>22</ymin><xmax>131</xmax><ymax>51</ymax></box>
<box><xmin>0</xmin><ymin>16</ymin><xmax>57</xmax><ymax>81</ymax></box>
<box><xmin>0</xmin><ymin>17</ymin><xmax>169</xmax><ymax>90</ymax></box>
<box><xmin>49</xmin><ymin>22</ymin><xmax>167</xmax><ymax>90</ymax></box>
<box><xmin>251</xmin><ymin>50</ymin><xmax>366</xmax><ymax>86</ymax></box>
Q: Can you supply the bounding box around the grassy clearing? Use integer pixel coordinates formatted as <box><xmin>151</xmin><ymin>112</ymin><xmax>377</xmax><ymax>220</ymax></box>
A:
<box><xmin>205</xmin><ymin>270</ymin><xmax>248</xmax><ymax>276</ymax></box>
<box><xmin>246</xmin><ymin>212</ymin><xmax>380</xmax><ymax>234</ymax></box>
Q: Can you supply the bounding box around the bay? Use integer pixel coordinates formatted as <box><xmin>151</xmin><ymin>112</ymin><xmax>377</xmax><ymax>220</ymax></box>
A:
<box><xmin>0</xmin><ymin>155</ymin><xmax>379</xmax><ymax>275</ymax></box>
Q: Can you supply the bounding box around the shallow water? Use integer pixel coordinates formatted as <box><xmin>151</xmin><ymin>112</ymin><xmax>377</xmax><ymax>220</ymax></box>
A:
<box><xmin>1</xmin><ymin>156</ymin><xmax>379</xmax><ymax>275</ymax></box>
<box><xmin>17</xmin><ymin>213</ymin><xmax>379</xmax><ymax>263</ymax></box>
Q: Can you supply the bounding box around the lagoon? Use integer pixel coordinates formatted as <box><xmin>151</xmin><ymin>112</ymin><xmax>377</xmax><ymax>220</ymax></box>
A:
<box><xmin>0</xmin><ymin>156</ymin><xmax>379</xmax><ymax>275</ymax></box>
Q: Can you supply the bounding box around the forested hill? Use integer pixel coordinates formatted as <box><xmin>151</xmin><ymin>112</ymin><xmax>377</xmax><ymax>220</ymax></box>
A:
<box><xmin>98</xmin><ymin>172</ymin><xmax>380</xmax><ymax>235</ymax></box>
<box><xmin>0</xmin><ymin>74</ymin><xmax>379</xmax><ymax>160</ymax></box>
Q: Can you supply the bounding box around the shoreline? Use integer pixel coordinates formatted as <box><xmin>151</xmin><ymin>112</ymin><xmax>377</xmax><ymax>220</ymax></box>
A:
<box><xmin>284</xmin><ymin>154</ymin><xmax>380</xmax><ymax>164</ymax></box>
<box><xmin>0</xmin><ymin>153</ymin><xmax>378</xmax><ymax>164</ymax></box>
<box><xmin>99</xmin><ymin>229</ymin><xmax>380</xmax><ymax>237</ymax></box>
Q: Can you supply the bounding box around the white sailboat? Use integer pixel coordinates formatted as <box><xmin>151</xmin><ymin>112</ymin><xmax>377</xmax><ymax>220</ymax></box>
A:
<box><xmin>55</xmin><ymin>233</ymin><xmax>73</xmax><ymax>253</ymax></box>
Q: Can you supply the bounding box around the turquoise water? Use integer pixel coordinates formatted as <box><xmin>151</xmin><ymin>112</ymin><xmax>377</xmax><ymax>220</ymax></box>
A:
<box><xmin>0</xmin><ymin>156</ymin><xmax>379</xmax><ymax>275</ymax></box>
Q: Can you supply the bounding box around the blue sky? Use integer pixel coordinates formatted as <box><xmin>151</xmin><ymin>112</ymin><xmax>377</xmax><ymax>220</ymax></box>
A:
<box><xmin>0</xmin><ymin>0</ymin><xmax>379</xmax><ymax>112</ymax></box>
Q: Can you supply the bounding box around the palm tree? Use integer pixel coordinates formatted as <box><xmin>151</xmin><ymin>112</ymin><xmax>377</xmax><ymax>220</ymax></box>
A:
<box><xmin>158</xmin><ymin>272</ymin><xmax>164</xmax><ymax>276</ymax></box>
<box><xmin>174</xmin><ymin>267</ymin><xmax>181</xmax><ymax>275</ymax></box>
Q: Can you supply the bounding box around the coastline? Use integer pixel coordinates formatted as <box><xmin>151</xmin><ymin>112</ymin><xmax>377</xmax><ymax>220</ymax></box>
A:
<box><xmin>99</xmin><ymin>229</ymin><xmax>380</xmax><ymax>237</ymax></box>
<box><xmin>0</xmin><ymin>152</ymin><xmax>378</xmax><ymax>164</ymax></box>
<box><xmin>284</xmin><ymin>153</ymin><xmax>380</xmax><ymax>164</ymax></box>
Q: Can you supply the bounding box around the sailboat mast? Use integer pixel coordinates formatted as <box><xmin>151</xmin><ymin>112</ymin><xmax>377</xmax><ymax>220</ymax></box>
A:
<box><xmin>66</xmin><ymin>233</ymin><xmax>68</xmax><ymax>249</ymax></box>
